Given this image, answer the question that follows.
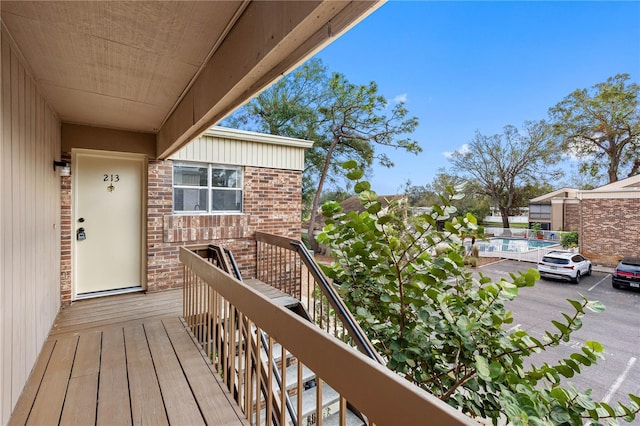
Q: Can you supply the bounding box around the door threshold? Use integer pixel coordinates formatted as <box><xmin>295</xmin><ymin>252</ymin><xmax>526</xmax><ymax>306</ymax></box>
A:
<box><xmin>75</xmin><ymin>286</ymin><xmax>144</xmax><ymax>301</ymax></box>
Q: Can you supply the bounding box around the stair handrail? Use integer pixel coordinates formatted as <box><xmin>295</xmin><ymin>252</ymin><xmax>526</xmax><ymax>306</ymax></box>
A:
<box><xmin>291</xmin><ymin>240</ymin><xmax>384</xmax><ymax>365</ymax></box>
<box><xmin>223</xmin><ymin>247</ymin><xmax>243</xmax><ymax>281</ymax></box>
<box><xmin>196</xmin><ymin>244</ymin><xmax>297</xmax><ymax>425</ymax></box>
<box><xmin>255</xmin><ymin>232</ymin><xmax>384</xmax><ymax>365</ymax></box>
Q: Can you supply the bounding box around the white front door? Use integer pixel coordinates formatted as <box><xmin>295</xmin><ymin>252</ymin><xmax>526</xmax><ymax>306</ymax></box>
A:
<box><xmin>73</xmin><ymin>150</ymin><xmax>146</xmax><ymax>298</ymax></box>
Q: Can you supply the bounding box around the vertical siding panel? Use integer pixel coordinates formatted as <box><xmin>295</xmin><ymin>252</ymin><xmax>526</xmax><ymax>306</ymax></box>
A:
<box><xmin>27</xmin><ymin>75</ymin><xmax>36</xmax><ymax>364</ymax></box>
<box><xmin>49</xmin><ymin>100</ymin><xmax>60</xmax><ymax>324</ymax></box>
<box><xmin>186</xmin><ymin>138</ymin><xmax>195</xmax><ymax>159</ymax></box>
<box><xmin>170</xmin><ymin>131</ymin><xmax>309</xmax><ymax>171</ymax></box>
<box><xmin>11</xmin><ymin>48</ymin><xmax>24</xmax><ymax>401</ymax></box>
<box><xmin>196</xmin><ymin>138</ymin><xmax>204</xmax><ymax>160</ymax></box>
<box><xmin>1</xmin><ymin>35</ymin><xmax>14</xmax><ymax>424</ymax></box>
<box><xmin>0</xmin><ymin>31</ymin><xmax>61</xmax><ymax>424</ymax></box>
<box><xmin>19</xmin><ymin>56</ymin><xmax>28</xmax><ymax>390</ymax></box>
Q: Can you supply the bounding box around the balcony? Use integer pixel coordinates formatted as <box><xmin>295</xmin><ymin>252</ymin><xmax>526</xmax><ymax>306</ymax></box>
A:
<box><xmin>10</xmin><ymin>233</ymin><xmax>473</xmax><ymax>426</ymax></box>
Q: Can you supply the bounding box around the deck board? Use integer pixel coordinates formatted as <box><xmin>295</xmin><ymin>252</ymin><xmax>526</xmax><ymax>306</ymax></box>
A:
<box><xmin>163</xmin><ymin>317</ymin><xmax>247</xmax><ymax>425</ymax></box>
<box><xmin>9</xmin><ymin>290</ymin><xmax>248</xmax><ymax>426</ymax></box>
<box><xmin>27</xmin><ymin>336</ymin><xmax>78</xmax><ymax>425</ymax></box>
<box><xmin>60</xmin><ymin>333</ymin><xmax>101</xmax><ymax>425</ymax></box>
<box><xmin>59</xmin><ymin>333</ymin><xmax>101</xmax><ymax>425</ymax></box>
<box><xmin>7</xmin><ymin>341</ymin><xmax>55</xmax><ymax>426</ymax></box>
<box><xmin>97</xmin><ymin>327</ymin><xmax>131</xmax><ymax>426</ymax></box>
<box><xmin>145</xmin><ymin>321</ymin><xmax>205</xmax><ymax>426</ymax></box>
<box><xmin>125</xmin><ymin>323</ymin><xmax>170</xmax><ymax>426</ymax></box>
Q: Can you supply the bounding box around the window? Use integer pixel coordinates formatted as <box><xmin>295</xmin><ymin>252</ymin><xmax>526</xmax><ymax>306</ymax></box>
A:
<box><xmin>173</xmin><ymin>162</ymin><xmax>243</xmax><ymax>213</ymax></box>
<box><xmin>529</xmin><ymin>203</ymin><xmax>551</xmax><ymax>220</ymax></box>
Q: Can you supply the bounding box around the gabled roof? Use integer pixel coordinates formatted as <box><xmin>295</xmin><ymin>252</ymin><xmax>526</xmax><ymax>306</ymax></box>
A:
<box><xmin>591</xmin><ymin>174</ymin><xmax>640</xmax><ymax>191</ymax></box>
<box><xmin>530</xmin><ymin>188</ymin><xmax>579</xmax><ymax>203</ymax></box>
<box><xmin>531</xmin><ymin>174</ymin><xmax>640</xmax><ymax>204</ymax></box>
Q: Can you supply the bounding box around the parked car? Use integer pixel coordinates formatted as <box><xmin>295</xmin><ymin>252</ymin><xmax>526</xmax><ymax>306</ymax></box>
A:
<box><xmin>612</xmin><ymin>257</ymin><xmax>640</xmax><ymax>290</ymax></box>
<box><xmin>537</xmin><ymin>251</ymin><xmax>592</xmax><ymax>284</ymax></box>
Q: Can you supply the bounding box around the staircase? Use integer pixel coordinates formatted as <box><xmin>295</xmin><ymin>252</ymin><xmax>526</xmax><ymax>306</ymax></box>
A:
<box><xmin>216</xmin><ymin>247</ymin><xmax>366</xmax><ymax>426</ymax></box>
<box><xmin>181</xmin><ymin>241</ymin><xmax>476</xmax><ymax>426</ymax></box>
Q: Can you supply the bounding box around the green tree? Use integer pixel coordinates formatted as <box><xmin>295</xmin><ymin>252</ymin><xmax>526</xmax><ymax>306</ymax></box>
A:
<box><xmin>223</xmin><ymin>58</ymin><xmax>328</xmax><ymax>139</ymax></box>
<box><xmin>511</xmin><ymin>182</ymin><xmax>555</xmax><ymax>215</ymax></box>
<box><xmin>448</xmin><ymin>121</ymin><xmax>560</xmax><ymax>229</ymax></box>
<box><xmin>405</xmin><ymin>172</ymin><xmax>491</xmax><ymax>221</ymax></box>
<box><xmin>549</xmin><ymin>73</ymin><xmax>640</xmax><ymax>183</ymax></box>
<box><xmin>224</xmin><ymin>58</ymin><xmax>421</xmax><ymax>250</ymax></box>
<box><xmin>318</xmin><ymin>162</ymin><xmax>640</xmax><ymax>424</ymax></box>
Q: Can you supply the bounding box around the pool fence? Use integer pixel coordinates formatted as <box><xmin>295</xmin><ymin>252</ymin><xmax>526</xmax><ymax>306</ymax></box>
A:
<box><xmin>478</xmin><ymin>228</ymin><xmax>572</xmax><ymax>263</ymax></box>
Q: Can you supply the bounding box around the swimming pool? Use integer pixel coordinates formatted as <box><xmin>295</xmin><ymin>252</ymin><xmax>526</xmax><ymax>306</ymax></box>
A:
<box><xmin>477</xmin><ymin>237</ymin><xmax>558</xmax><ymax>253</ymax></box>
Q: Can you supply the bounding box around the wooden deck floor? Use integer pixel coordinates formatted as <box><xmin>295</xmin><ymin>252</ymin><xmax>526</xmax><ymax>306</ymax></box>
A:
<box><xmin>9</xmin><ymin>290</ymin><xmax>248</xmax><ymax>426</ymax></box>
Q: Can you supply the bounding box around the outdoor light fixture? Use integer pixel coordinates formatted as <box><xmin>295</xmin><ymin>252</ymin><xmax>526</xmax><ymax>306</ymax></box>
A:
<box><xmin>53</xmin><ymin>160</ymin><xmax>71</xmax><ymax>177</ymax></box>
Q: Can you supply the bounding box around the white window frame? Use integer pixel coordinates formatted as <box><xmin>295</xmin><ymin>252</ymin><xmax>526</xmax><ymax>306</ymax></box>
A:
<box><xmin>173</xmin><ymin>162</ymin><xmax>243</xmax><ymax>214</ymax></box>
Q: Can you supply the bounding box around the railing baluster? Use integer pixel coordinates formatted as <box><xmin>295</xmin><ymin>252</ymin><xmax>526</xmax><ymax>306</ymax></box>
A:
<box><xmin>266</xmin><ymin>335</ymin><xmax>274</xmax><ymax>426</ymax></box>
<box><xmin>296</xmin><ymin>362</ymin><xmax>303</xmax><ymax>426</ymax></box>
<box><xmin>316</xmin><ymin>377</ymin><xmax>323</xmax><ymax>426</ymax></box>
<box><xmin>280</xmin><ymin>344</ymin><xmax>287</xmax><ymax>426</ymax></box>
<box><xmin>255</xmin><ymin>326</ymin><xmax>262</xmax><ymax>426</ymax></box>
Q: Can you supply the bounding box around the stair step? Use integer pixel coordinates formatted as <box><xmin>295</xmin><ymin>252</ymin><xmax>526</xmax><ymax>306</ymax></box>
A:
<box><xmin>311</xmin><ymin>408</ymin><xmax>366</xmax><ymax>426</ymax></box>
<box><xmin>284</xmin><ymin>363</ymin><xmax>315</xmax><ymax>390</ymax></box>
<box><xmin>291</xmin><ymin>382</ymin><xmax>340</xmax><ymax>420</ymax></box>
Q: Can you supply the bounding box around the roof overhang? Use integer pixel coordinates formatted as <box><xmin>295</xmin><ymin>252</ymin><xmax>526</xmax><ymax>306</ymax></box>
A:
<box><xmin>1</xmin><ymin>1</ymin><xmax>382</xmax><ymax>158</ymax></box>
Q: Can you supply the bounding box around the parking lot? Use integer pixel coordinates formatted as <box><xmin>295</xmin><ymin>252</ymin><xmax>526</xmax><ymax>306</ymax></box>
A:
<box><xmin>476</xmin><ymin>259</ymin><xmax>640</xmax><ymax>408</ymax></box>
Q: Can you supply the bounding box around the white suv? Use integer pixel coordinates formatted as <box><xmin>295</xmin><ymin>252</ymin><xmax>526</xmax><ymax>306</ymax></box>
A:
<box><xmin>537</xmin><ymin>251</ymin><xmax>592</xmax><ymax>284</ymax></box>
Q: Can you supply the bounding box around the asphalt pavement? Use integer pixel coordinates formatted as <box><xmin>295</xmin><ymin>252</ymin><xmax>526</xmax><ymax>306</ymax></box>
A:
<box><xmin>475</xmin><ymin>259</ymin><xmax>640</xmax><ymax>415</ymax></box>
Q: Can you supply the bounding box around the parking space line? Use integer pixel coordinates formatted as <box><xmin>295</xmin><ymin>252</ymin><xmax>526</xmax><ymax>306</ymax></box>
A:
<box><xmin>588</xmin><ymin>274</ymin><xmax>610</xmax><ymax>292</ymax></box>
<box><xmin>507</xmin><ymin>324</ymin><xmax>521</xmax><ymax>332</ymax></box>
<box><xmin>603</xmin><ymin>357</ymin><xmax>637</xmax><ymax>403</ymax></box>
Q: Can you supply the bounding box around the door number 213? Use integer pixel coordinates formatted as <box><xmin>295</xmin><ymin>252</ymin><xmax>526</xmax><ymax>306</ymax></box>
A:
<box><xmin>104</xmin><ymin>174</ymin><xmax>120</xmax><ymax>182</ymax></box>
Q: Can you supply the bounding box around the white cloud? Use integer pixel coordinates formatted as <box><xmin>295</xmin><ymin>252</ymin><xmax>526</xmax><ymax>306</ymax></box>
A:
<box><xmin>443</xmin><ymin>143</ymin><xmax>470</xmax><ymax>158</ymax></box>
<box><xmin>393</xmin><ymin>93</ymin><xmax>408</xmax><ymax>103</ymax></box>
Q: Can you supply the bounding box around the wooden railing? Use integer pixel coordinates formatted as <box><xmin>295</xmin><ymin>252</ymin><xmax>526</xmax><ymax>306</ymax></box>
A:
<box><xmin>180</xmin><ymin>247</ymin><xmax>474</xmax><ymax>426</ymax></box>
<box><xmin>255</xmin><ymin>232</ymin><xmax>383</xmax><ymax>363</ymax></box>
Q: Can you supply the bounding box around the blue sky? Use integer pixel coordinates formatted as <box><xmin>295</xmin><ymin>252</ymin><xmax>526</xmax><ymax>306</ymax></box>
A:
<box><xmin>313</xmin><ymin>1</ymin><xmax>640</xmax><ymax>195</ymax></box>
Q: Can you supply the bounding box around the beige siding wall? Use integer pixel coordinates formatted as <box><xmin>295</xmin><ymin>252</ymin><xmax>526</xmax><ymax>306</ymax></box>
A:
<box><xmin>171</xmin><ymin>134</ymin><xmax>307</xmax><ymax>171</ymax></box>
<box><xmin>1</xmin><ymin>29</ymin><xmax>61</xmax><ymax>424</ymax></box>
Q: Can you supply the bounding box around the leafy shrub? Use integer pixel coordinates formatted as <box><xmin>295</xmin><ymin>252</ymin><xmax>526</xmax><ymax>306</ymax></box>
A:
<box><xmin>318</xmin><ymin>161</ymin><xmax>639</xmax><ymax>425</ymax></box>
<box><xmin>561</xmin><ymin>231</ymin><xmax>579</xmax><ymax>248</ymax></box>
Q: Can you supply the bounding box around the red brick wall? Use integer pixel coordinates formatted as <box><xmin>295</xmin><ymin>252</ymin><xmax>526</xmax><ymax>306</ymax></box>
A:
<box><xmin>564</xmin><ymin>202</ymin><xmax>581</xmax><ymax>232</ymax></box>
<box><xmin>146</xmin><ymin>161</ymin><xmax>302</xmax><ymax>292</ymax></box>
<box><xmin>59</xmin><ymin>157</ymin><xmax>302</xmax><ymax>303</ymax></box>
<box><xmin>580</xmin><ymin>198</ymin><xmax>640</xmax><ymax>267</ymax></box>
<box><xmin>60</xmin><ymin>153</ymin><xmax>72</xmax><ymax>304</ymax></box>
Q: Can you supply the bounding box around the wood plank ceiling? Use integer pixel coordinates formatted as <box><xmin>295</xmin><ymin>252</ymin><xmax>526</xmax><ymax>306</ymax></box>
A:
<box><xmin>0</xmin><ymin>1</ymin><xmax>382</xmax><ymax>158</ymax></box>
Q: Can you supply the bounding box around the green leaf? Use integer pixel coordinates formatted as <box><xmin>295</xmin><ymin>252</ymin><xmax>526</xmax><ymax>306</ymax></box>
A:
<box><xmin>346</xmin><ymin>168</ymin><xmax>364</xmax><ymax>180</ymax></box>
<box><xmin>552</xmin><ymin>320</ymin><xmax>569</xmax><ymax>335</ymax></box>
<box><xmin>489</xmin><ymin>361</ymin><xmax>503</xmax><ymax>380</ymax></box>
<box><xmin>571</xmin><ymin>353</ymin><xmax>593</xmax><ymax>366</ymax></box>
<box><xmin>342</xmin><ymin>160</ymin><xmax>358</xmax><ymax>170</ymax></box>
<box><xmin>366</xmin><ymin>202</ymin><xmax>382</xmax><ymax>214</ymax></box>
<box><xmin>550</xmin><ymin>406</ymin><xmax>572</xmax><ymax>423</ymax></box>
<box><xmin>567</xmin><ymin>298</ymin><xmax>585</xmax><ymax>313</ymax></box>
<box><xmin>475</xmin><ymin>355</ymin><xmax>491</xmax><ymax>380</ymax></box>
<box><xmin>353</xmin><ymin>181</ymin><xmax>371</xmax><ymax>194</ymax></box>
<box><xmin>586</xmin><ymin>300</ymin><xmax>606</xmax><ymax>313</ymax></box>
<box><xmin>576</xmin><ymin>393</ymin><xmax>596</xmax><ymax>410</ymax></box>
<box><xmin>628</xmin><ymin>394</ymin><xmax>640</xmax><ymax>406</ymax></box>
<box><xmin>550</xmin><ymin>388</ymin><xmax>568</xmax><ymax>403</ymax></box>
<box><xmin>555</xmin><ymin>364</ymin><xmax>574</xmax><ymax>378</ymax></box>
<box><xmin>586</xmin><ymin>340</ymin><xmax>604</xmax><ymax>353</ymax></box>
<box><xmin>599</xmin><ymin>402</ymin><xmax>616</xmax><ymax>418</ymax></box>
